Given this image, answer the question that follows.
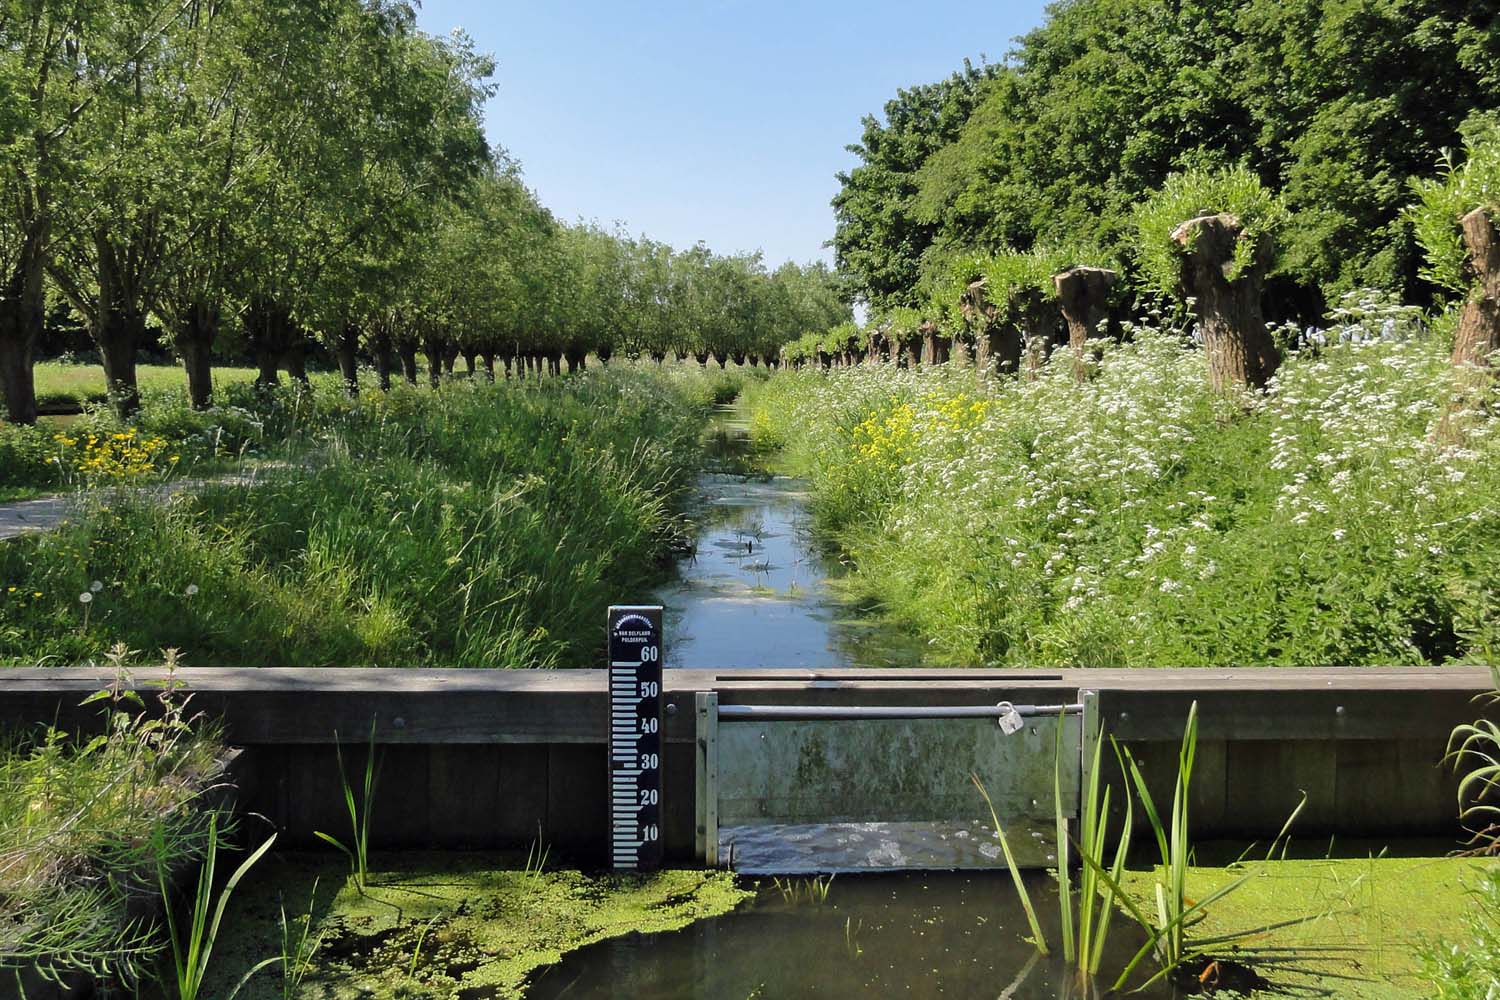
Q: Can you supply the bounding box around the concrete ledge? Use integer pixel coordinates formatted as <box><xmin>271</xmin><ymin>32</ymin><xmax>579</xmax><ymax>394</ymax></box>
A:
<box><xmin>2</xmin><ymin>667</ymin><xmax>1492</xmax><ymax>859</ymax></box>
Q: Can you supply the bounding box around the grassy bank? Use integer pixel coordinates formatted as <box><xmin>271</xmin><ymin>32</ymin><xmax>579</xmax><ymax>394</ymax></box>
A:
<box><xmin>1</xmin><ymin>671</ymin><xmax>224</xmax><ymax>990</ymax></box>
<box><xmin>0</xmin><ymin>366</ymin><xmax>744</xmax><ymax>667</ymax></box>
<box><xmin>745</xmin><ymin>321</ymin><xmax>1500</xmax><ymax>667</ymax></box>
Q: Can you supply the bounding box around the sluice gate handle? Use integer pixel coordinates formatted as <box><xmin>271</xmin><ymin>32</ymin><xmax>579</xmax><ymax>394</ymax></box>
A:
<box><xmin>715</xmin><ymin>703</ymin><xmax>1084</xmax><ymax>722</ymax></box>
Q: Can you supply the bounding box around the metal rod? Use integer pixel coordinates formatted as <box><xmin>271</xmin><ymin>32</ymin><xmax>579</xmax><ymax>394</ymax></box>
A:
<box><xmin>716</xmin><ymin>703</ymin><xmax>1084</xmax><ymax>722</ymax></box>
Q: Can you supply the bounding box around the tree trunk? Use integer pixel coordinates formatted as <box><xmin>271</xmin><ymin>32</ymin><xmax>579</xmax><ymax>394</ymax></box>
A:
<box><xmin>695</xmin><ymin>350</ymin><xmax>710</xmax><ymax>367</ymax></box>
<box><xmin>597</xmin><ymin>344</ymin><xmax>613</xmax><ymax>364</ymax></box>
<box><xmin>565</xmin><ymin>349</ymin><xmax>585</xmax><ymax>373</ymax></box>
<box><xmin>256</xmin><ymin>346</ymin><xmax>281</xmax><ymax>387</ymax></box>
<box><xmin>481</xmin><ymin>353</ymin><xmax>495</xmax><ymax>382</ymax></box>
<box><xmin>650</xmin><ymin>350</ymin><xmax>665</xmax><ymax>365</ymax></box>
<box><xmin>1171</xmin><ymin>213</ymin><xmax>1279</xmax><ymax>390</ymax></box>
<box><xmin>1021</xmin><ymin>299</ymin><xmax>1064</xmax><ymax>379</ymax></box>
<box><xmin>247</xmin><ymin>298</ymin><xmax>294</xmax><ymax>389</ymax></box>
<box><xmin>1438</xmin><ymin>207</ymin><xmax>1500</xmax><ymax>440</ymax></box>
<box><xmin>1053</xmin><ymin>266</ymin><xmax>1118</xmax><ymax>382</ymax></box>
<box><xmin>548</xmin><ymin>350</ymin><xmax>562</xmax><ymax>376</ymax></box>
<box><xmin>0</xmin><ymin>222</ymin><xmax>45</xmax><ymax>425</ymax></box>
<box><xmin>95</xmin><ymin>307</ymin><xmax>145</xmax><ymax>419</ymax></box>
<box><xmin>282</xmin><ymin>340</ymin><xmax>310</xmax><ymax>387</ymax></box>
<box><xmin>423</xmin><ymin>337</ymin><xmax>444</xmax><ymax>390</ymax></box>
<box><xmin>398</xmin><ymin>343</ymin><xmax>419</xmax><ymax>386</ymax></box>
<box><xmin>337</xmin><ymin>325</ymin><xmax>360</xmax><ymax>398</ymax></box>
<box><xmin>464</xmin><ymin>351</ymin><xmax>478</xmax><ymax>377</ymax></box>
<box><xmin>174</xmin><ymin>303</ymin><xmax>218</xmax><ymax>410</ymax></box>
<box><xmin>371</xmin><ymin>331</ymin><xmax>395</xmax><ymax>392</ymax></box>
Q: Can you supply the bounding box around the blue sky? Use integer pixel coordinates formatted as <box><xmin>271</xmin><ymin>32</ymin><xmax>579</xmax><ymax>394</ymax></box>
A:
<box><xmin>414</xmin><ymin>1</ymin><xmax>1050</xmax><ymax>268</ymax></box>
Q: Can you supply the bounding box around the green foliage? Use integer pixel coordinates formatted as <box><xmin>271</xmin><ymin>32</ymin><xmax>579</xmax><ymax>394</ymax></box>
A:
<box><xmin>0</xmin><ymin>659</ymin><xmax>224</xmax><ymax>987</ymax></box>
<box><xmin>1420</xmin><ymin>865</ymin><xmax>1500</xmax><ymax>1000</ymax></box>
<box><xmin>840</xmin><ymin>0</ymin><xmax>1500</xmax><ymax>310</ymax></box>
<box><xmin>0</xmin><ymin>367</ymin><xmax>724</xmax><ymax>667</ymax></box>
<box><xmin>156</xmin><ymin>814</ymin><xmax>278</xmax><ymax>1000</ymax></box>
<box><xmin>1409</xmin><ymin>127</ymin><xmax>1500</xmax><ymax>297</ymax></box>
<box><xmin>831</xmin><ymin>59</ymin><xmax>1001</xmax><ymax>312</ymax></box>
<box><xmin>1446</xmin><ymin>676</ymin><xmax>1500</xmax><ymax>849</ymax></box>
<box><xmin>748</xmin><ymin>309</ymin><xmax>1500</xmax><ymax>667</ymax></box>
<box><xmin>313</xmin><ymin>723</ymin><xmax>379</xmax><ymax>894</ymax></box>
<box><xmin>1132</xmin><ymin>165</ymin><xmax>1289</xmax><ymax>299</ymax></box>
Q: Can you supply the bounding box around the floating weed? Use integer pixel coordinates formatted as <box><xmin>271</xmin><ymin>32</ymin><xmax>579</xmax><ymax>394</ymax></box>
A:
<box><xmin>770</xmin><ymin>875</ymin><xmax>834</xmax><ymax>906</ymax></box>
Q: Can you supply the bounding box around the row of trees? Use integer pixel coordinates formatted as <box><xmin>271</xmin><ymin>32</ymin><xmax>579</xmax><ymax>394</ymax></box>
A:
<box><xmin>796</xmin><ymin>144</ymin><xmax>1500</xmax><ymax>405</ymax></box>
<box><xmin>832</xmin><ymin>0</ymin><xmax>1500</xmax><ymax>319</ymax></box>
<box><xmin>0</xmin><ymin>0</ymin><xmax>846</xmax><ymax>424</ymax></box>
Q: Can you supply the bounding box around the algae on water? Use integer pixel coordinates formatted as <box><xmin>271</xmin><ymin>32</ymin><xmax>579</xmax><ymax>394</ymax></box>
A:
<box><xmin>197</xmin><ymin>854</ymin><xmax>752</xmax><ymax>1000</ymax></box>
<box><xmin>1121</xmin><ymin>855</ymin><xmax>1493</xmax><ymax>1000</ymax></box>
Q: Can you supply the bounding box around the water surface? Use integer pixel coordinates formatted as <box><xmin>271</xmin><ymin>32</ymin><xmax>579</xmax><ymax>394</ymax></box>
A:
<box><xmin>655</xmin><ymin>409</ymin><xmax>926</xmax><ymax>670</ymax></box>
<box><xmin>526</xmin><ymin>872</ymin><xmax>1173</xmax><ymax>999</ymax></box>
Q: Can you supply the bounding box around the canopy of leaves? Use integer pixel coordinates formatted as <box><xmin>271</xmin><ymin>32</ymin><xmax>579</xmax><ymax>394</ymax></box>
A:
<box><xmin>836</xmin><ymin>0</ymin><xmax>1500</xmax><ymax>314</ymax></box>
<box><xmin>1409</xmin><ymin>119</ymin><xmax>1500</xmax><ymax>297</ymax></box>
<box><xmin>1133</xmin><ymin>165</ymin><xmax>1289</xmax><ymax>298</ymax></box>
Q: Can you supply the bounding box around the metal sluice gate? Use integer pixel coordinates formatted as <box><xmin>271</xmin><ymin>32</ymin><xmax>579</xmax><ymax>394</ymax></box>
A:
<box><xmin>694</xmin><ymin>691</ymin><xmax>1099</xmax><ymax>871</ymax></box>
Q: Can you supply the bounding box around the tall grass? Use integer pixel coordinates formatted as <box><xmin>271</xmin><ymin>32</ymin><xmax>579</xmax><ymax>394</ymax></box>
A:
<box><xmin>979</xmin><ymin>702</ymin><xmax>1306</xmax><ymax>992</ymax></box>
<box><xmin>313</xmin><ymin>723</ymin><xmax>379</xmax><ymax>893</ymax></box>
<box><xmin>0</xmin><ymin>365</ymin><xmax>738</xmax><ymax>667</ymax></box>
<box><xmin>745</xmin><ymin>314</ymin><xmax>1500</xmax><ymax>666</ymax></box>
<box><xmin>973</xmin><ymin>712</ymin><xmax>1132</xmax><ymax>988</ymax></box>
<box><xmin>0</xmin><ymin>661</ymin><xmax>224</xmax><ymax>986</ymax></box>
<box><xmin>156</xmin><ymin>813</ymin><xmax>277</xmax><ymax>1000</ymax></box>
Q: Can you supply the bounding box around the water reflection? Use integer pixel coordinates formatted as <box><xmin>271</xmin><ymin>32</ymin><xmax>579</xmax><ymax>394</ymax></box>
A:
<box><xmin>525</xmin><ymin>872</ymin><xmax>1172</xmax><ymax>999</ymax></box>
<box><xmin>657</xmin><ymin>409</ymin><xmax>927</xmax><ymax>670</ymax></box>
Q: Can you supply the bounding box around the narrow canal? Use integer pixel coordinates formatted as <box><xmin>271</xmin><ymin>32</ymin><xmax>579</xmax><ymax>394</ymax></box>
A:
<box><xmin>526</xmin><ymin>403</ymin><xmax>1174</xmax><ymax>999</ymax></box>
<box><xmin>654</xmin><ymin>406</ymin><xmax>926</xmax><ymax>671</ymax></box>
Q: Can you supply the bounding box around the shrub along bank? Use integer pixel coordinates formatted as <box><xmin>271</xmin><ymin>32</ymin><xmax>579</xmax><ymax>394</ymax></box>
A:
<box><xmin>745</xmin><ymin>315</ymin><xmax>1500</xmax><ymax>667</ymax></box>
<box><xmin>0</xmin><ymin>366</ymin><xmax>742</xmax><ymax>667</ymax></box>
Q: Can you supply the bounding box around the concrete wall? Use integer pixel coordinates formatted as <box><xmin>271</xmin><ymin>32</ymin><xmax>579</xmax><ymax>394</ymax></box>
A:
<box><xmin>2</xmin><ymin>667</ymin><xmax>1490</xmax><ymax>864</ymax></box>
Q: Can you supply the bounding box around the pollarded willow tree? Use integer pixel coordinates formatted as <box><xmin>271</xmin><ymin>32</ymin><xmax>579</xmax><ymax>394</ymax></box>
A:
<box><xmin>1135</xmin><ymin>165</ymin><xmax>1289</xmax><ymax>390</ymax></box>
<box><xmin>1411</xmin><ymin>123</ymin><xmax>1500</xmax><ymax>438</ymax></box>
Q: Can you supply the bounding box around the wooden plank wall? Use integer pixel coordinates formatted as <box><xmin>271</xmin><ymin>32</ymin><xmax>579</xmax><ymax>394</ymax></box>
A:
<box><xmin>0</xmin><ymin>667</ymin><xmax>1488</xmax><ymax>863</ymax></box>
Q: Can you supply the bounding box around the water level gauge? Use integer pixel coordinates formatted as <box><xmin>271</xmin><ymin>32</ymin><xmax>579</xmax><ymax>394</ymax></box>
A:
<box><xmin>607</xmin><ymin>605</ymin><xmax>664</xmax><ymax>871</ymax></box>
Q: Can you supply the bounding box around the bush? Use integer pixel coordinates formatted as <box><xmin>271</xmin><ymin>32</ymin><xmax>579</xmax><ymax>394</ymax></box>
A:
<box><xmin>746</xmin><ymin>309</ymin><xmax>1500</xmax><ymax>667</ymax></box>
<box><xmin>1409</xmin><ymin>123</ymin><xmax>1500</xmax><ymax>298</ymax></box>
<box><xmin>0</xmin><ymin>662</ymin><xmax>224</xmax><ymax>987</ymax></box>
